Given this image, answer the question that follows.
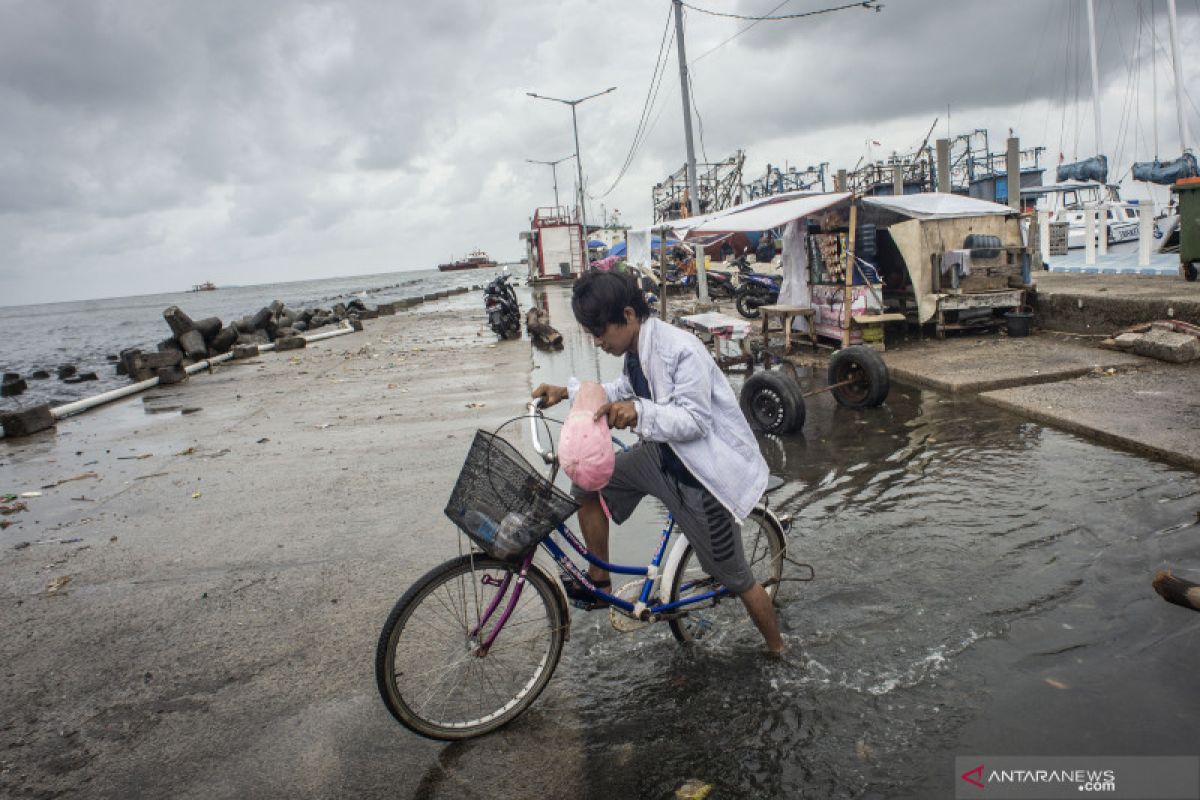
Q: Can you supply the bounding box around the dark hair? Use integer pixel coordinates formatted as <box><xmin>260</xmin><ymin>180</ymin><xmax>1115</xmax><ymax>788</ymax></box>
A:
<box><xmin>571</xmin><ymin>270</ymin><xmax>650</xmax><ymax>336</ymax></box>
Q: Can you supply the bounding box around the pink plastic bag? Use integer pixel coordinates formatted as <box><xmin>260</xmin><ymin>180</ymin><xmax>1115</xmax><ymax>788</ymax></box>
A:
<box><xmin>558</xmin><ymin>382</ymin><xmax>615</xmax><ymax>491</ymax></box>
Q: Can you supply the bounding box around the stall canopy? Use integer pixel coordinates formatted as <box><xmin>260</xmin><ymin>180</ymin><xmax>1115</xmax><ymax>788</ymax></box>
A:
<box><xmin>861</xmin><ymin>192</ymin><xmax>1017</xmax><ymax>221</ymax></box>
<box><xmin>682</xmin><ymin>192</ymin><xmax>853</xmax><ymax>235</ymax></box>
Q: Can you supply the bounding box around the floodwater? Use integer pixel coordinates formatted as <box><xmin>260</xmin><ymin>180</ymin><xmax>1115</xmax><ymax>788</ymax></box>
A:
<box><xmin>513</xmin><ymin>283</ymin><xmax>1200</xmax><ymax>798</ymax></box>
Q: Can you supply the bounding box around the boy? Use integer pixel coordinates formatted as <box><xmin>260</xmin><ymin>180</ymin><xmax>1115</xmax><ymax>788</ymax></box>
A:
<box><xmin>532</xmin><ymin>271</ymin><xmax>784</xmax><ymax>654</ymax></box>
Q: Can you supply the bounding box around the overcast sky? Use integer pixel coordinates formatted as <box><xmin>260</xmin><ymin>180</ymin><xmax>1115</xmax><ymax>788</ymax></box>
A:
<box><xmin>2</xmin><ymin>0</ymin><xmax>1198</xmax><ymax>306</ymax></box>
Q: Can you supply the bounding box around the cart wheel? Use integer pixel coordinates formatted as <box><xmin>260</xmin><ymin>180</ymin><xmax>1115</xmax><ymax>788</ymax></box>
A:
<box><xmin>1181</xmin><ymin>262</ymin><xmax>1198</xmax><ymax>282</ymax></box>
<box><xmin>740</xmin><ymin>372</ymin><xmax>805</xmax><ymax>435</ymax></box>
<box><xmin>827</xmin><ymin>345</ymin><xmax>889</xmax><ymax>409</ymax></box>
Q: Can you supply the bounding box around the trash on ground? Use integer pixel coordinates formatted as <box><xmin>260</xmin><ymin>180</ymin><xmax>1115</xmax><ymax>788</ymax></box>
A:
<box><xmin>191</xmin><ymin>492</ymin><xmax>202</xmax><ymax>499</ymax></box>
<box><xmin>1</xmin><ymin>501</ymin><xmax>29</xmax><ymax>515</ymax></box>
<box><xmin>46</xmin><ymin>575</ymin><xmax>72</xmax><ymax>593</ymax></box>
<box><xmin>675</xmin><ymin>780</ymin><xmax>713</xmax><ymax>800</ymax></box>
<box><xmin>41</xmin><ymin>472</ymin><xmax>98</xmax><ymax>489</ymax></box>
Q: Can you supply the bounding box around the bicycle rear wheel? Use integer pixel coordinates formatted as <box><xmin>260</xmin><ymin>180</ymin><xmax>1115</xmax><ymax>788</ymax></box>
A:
<box><xmin>667</xmin><ymin>508</ymin><xmax>786</xmax><ymax>645</ymax></box>
<box><xmin>375</xmin><ymin>554</ymin><xmax>566</xmax><ymax>740</ymax></box>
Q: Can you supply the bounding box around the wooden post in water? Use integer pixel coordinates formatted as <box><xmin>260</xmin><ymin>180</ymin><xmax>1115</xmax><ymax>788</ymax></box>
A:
<box><xmin>842</xmin><ymin>202</ymin><xmax>858</xmax><ymax>348</ymax></box>
<box><xmin>892</xmin><ymin>164</ymin><xmax>903</xmax><ymax>196</ymax></box>
<box><xmin>1153</xmin><ymin>570</ymin><xmax>1200</xmax><ymax>612</ymax></box>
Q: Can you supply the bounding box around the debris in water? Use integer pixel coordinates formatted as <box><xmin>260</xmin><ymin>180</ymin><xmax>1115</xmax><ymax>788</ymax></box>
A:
<box><xmin>675</xmin><ymin>780</ymin><xmax>712</xmax><ymax>800</ymax></box>
<box><xmin>191</xmin><ymin>492</ymin><xmax>202</xmax><ymax>499</ymax></box>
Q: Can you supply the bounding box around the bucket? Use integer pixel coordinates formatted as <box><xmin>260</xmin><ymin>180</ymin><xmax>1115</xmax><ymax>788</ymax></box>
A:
<box><xmin>1004</xmin><ymin>310</ymin><xmax>1033</xmax><ymax>337</ymax></box>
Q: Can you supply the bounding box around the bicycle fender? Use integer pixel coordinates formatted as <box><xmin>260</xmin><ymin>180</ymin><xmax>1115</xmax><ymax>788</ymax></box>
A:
<box><xmin>659</xmin><ymin>536</ymin><xmax>693</xmax><ymax>604</ymax></box>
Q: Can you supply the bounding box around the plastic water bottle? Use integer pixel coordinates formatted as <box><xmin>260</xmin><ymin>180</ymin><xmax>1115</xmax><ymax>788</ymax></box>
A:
<box><xmin>462</xmin><ymin>509</ymin><xmax>498</xmax><ymax>545</ymax></box>
<box><xmin>491</xmin><ymin>512</ymin><xmax>531</xmax><ymax>559</ymax></box>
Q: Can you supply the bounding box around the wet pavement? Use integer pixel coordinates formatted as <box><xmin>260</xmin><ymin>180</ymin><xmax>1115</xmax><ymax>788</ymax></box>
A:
<box><xmin>1</xmin><ymin>283</ymin><xmax>1198</xmax><ymax>799</ymax></box>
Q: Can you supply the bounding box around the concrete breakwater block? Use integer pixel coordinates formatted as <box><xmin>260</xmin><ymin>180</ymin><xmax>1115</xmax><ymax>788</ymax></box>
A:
<box><xmin>163</xmin><ymin>305</ymin><xmax>197</xmax><ymax>338</ymax></box>
<box><xmin>194</xmin><ymin>316</ymin><xmax>223</xmax><ymax>343</ymax></box>
<box><xmin>232</xmin><ymin>344</ymin><xmax>259</xmax><ymax>359</ymax></box>
<box><xmin>30</xmin><ymin>370</ymin><xmax>50</xmax><ymax>380</ymax></box>
<box><xmin>1</xmin><ymin>404</ymin><xmax>56</xmax><ymax>437</ymax></box>
<box><xmin>349</xmin><ymin>319</ymin><xmax>364</xmax><ymax>332</ymax></box>
<box><xmin>210</xmin><ymin>325</ymin><xmax>238</xmax><ymax>354</ymax></box>
<box><xmin>178</xmin><ymin>329</ymin><xmax>208</xmax><ymax>360</ymax></box>
<box><xmin>376</xmin><ymin>303</ymin><xmax>396</xmax><ymax>315</ymax></box>
<box><xmin>275</xmin><ymin>336</ymin><xmax>306</xmax><ymax>351</ymax></box>
<box><xmin>2</xmin><ymin>373</ymin><xmax>27</xmax><ymax>397</ymax></box>
<box><xmin>356</xmin><ymin>309</ymin><xmax>380</xmax><ymax>320</ymax></box>
<box><xmin>57</xmin><ymin>365</ymin><xmax>77</xmax><ymax>379</ymax></box>
<box><xmin>155</xmin><ymin>364</ymin><xmax>188</xmax><ymax>385</ymax></box>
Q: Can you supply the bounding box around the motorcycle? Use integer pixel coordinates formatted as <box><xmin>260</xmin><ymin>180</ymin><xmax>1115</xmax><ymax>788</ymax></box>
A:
<box><xmin>483</xmin><ymin>273</ymin><xmax>521</xmax><ymax>339</ymax></box>
<box><xmin>733</xmin><ymin>262</ymin><xmax>781</xmax><ymax>319</ymax></box>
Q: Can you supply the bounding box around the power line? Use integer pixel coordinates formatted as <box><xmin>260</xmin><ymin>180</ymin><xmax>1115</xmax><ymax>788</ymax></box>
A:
<box><xmin>593</xmin><ymin>6</ymin><xmax>676</xmax><ymax>199</ymax></box>
<box><xmin>681</xmin><ymin>0</ymin><xmax>879</xmax><ymax>22</ymax></box>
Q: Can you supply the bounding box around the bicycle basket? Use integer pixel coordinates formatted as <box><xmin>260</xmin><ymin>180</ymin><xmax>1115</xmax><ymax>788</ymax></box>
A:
<box><xmin>444</xmin><ymin>430</ymin><xmax>579</xmax><ymax>561</ymax></box>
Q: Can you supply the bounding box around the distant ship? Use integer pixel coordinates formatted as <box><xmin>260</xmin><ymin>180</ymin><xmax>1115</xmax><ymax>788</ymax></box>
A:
<box><xmin>438</xmin><ymin>250</ymin><xmax>497</xmax><ymax>272</ymax></box>
<box><xmin>190</xmin><ymin>281</ymin><xmax>218</xmax><ymax>292</ymax></box>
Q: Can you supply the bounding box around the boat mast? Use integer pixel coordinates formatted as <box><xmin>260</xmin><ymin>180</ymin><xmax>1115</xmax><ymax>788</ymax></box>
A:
<box><xmin>1167</xmin><ymin>0</ymin><xmax>1191</xmax><ymax>153</ymax></box>
<box><xmin>1086</xmin><ymin>0</ymin><xmax>1103</xmax><ymax>158</ymax></box>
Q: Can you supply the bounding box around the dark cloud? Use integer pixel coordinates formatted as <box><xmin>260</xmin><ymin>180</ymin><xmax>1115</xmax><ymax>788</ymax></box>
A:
<box><xmin>1</xmin><ymin>0</ymin><xmax>1197</xmax><ymax>304</ymax></box>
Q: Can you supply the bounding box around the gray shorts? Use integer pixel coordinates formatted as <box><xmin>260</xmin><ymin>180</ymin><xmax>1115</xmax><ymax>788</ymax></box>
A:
<box><xmin>571</xmin><ymin>443</ymin><xmax>756</xmax><ymax>594</ymax></box>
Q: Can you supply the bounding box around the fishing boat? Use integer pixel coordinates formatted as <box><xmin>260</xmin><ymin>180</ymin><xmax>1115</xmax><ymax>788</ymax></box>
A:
<box><xmin>1020</xmin><ymin>181</ymin><xmax>1141</xmax><ymax>249</ymax></box>
<box><xmin>437</xmin><ymin>250</ymin><xmax>497</xmax><ymax>271</ymax></box>
<box><xmin>190</xmin><ymin>281</ymin><xmax>218</xmax><ymax>292</ymax></box>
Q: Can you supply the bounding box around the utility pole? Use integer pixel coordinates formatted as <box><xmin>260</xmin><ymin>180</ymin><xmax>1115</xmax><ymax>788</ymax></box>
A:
<box><xmin>673</xmin><ymin>0</ymin><xmax>709</xmax><ymax>303</ymax></box>
<box><xmin>527</xmin><ymin>88</ymin><xmax>616</xmax><ymax>237</ymax></box>
<box><xmin>525</xmin><ymin>155</ymin><xmax>575</xmax><ymax>209</ymax></box>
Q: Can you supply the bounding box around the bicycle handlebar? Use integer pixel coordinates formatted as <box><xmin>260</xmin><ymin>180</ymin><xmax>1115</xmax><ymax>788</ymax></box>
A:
<box><xmin>527</xmin><ymin>398</ymin><xmax>556</xmax><ymax>465</ymax></box>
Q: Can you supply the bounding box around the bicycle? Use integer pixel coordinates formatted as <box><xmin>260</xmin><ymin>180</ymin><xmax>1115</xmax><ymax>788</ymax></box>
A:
<box><xmin>374</xmin><ymin>399</ymin><xmax>794</xmax><ymax>740</ymax></box>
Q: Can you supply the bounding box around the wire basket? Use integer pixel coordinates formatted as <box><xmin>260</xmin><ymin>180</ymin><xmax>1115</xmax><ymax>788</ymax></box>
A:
<box><xmin>444</xmin><ymin>430</ymin><xmax>579</xmax><ymax>561</ymax></box>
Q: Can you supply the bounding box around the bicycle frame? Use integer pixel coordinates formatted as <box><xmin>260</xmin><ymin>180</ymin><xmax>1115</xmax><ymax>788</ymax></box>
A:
<box><xmin>464</xmin><ymin>400</ymin><xmax>741</xmax><ymax>652</ymax></box>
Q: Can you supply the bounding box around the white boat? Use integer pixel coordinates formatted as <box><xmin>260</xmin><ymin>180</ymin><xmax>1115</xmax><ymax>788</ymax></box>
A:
<box><xmin>1020</xmin><ymin>181</ymin><xmax>1140</xmax><ymax>249</ymax></box>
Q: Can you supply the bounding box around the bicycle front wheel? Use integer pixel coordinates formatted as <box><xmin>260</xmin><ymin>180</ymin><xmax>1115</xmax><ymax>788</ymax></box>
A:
<box><xmin>375</xmin><ymin>554</ymin><xmax>566</xmax><ymax>740</ymax></box>
<box><xmin>667</xmin><ymin>508</ymin><xmax>786</xmax><ymax>645</ymax></box>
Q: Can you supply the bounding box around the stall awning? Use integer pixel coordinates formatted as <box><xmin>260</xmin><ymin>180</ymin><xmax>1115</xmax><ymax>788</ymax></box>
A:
<box><xmin>862</xmin><ymin>193</ymin><xmax>1017</xmax><ymax>220</ymax></box>
<box><xmin>684</xmin><ymin>192</ymin><xmax>852</xmax><ymax>235</ymax></box>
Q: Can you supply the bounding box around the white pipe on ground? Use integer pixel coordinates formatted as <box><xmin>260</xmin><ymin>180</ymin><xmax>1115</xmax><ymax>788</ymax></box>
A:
<box><xmin>50</xmin><ymin>321</ymin><xmax>356</xmax><ymax>421</ymax></box>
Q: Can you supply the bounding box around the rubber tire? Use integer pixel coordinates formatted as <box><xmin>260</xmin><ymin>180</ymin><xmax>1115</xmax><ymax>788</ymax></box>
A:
<box><xmin>375</xmin><ymin>554</ymin><xmax>566</xmax><ymax>740</ymax></box>
<box><xmin>1181</xmin><ymin>262</ymin><xmax>1198</xmax><ymax>282</ymax></box>
<box><xmin>667</xmin><ymin>508</ymin><xmax>787</xmax><ymax>645</ymax></box>
<box><xmin>827</xmin><ymin>345</ymin><xmax>889</xmax><ymax>409</ymax></box>
<box><xmin>740</xmin><ymin>371</ymin><xmax>805</xmax><ymax>434</ymax></box>
<box><xmin>735</xmin><ymin>288</ymin><xmax>767</xmax><ymax>319</ymax></box>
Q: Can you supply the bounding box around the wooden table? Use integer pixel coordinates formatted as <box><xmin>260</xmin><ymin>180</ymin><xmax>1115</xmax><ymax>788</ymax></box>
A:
<box><xmin>759</xmin><ymin>304</ymin><xmax>817</xmax><ymax>355</ymax></box>
<box><xmin>678</xmin><ymin>311</ymin><xmax>754</xmax><ymax>371</ymax></box>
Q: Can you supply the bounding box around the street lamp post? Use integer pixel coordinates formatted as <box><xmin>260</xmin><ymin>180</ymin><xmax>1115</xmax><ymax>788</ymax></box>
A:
<box><xmin>526</xmin><ymin>87</ymin><xmax>616</xmax><ymax>235</ymax></box>
<box><xmin>525</xmin><ymin>155</ymin><xmax>575</xmax><ymax>210</ymax></box>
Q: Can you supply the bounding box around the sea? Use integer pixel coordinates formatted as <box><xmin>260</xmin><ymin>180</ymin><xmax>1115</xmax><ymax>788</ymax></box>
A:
<box><xmin>0</xmin><ymin>266</ymin><xmax>507</xmax><ymax>413</ymax></box>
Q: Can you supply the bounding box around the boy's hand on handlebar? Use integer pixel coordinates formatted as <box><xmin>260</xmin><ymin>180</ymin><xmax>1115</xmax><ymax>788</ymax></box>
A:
<box><xmin>532</xmin><ymin>384</ymin><xmax>568</xmax><ymax>408</ymax></box>
<box><xmin>595</xmin><ymin>401</ymin><xmax>638</xmax><ymax>430</ymax></box>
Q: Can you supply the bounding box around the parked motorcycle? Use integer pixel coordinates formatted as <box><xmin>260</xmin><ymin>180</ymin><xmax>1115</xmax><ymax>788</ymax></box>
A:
<box><xmin>733</xmin><ymin>262</ymin><xmax>781</xmax><ymax>319</ymax></box>
<box><xmin>483</xmin><ymin>273</ymin><xmax>521</xmax><ymax>339</ymax></box>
